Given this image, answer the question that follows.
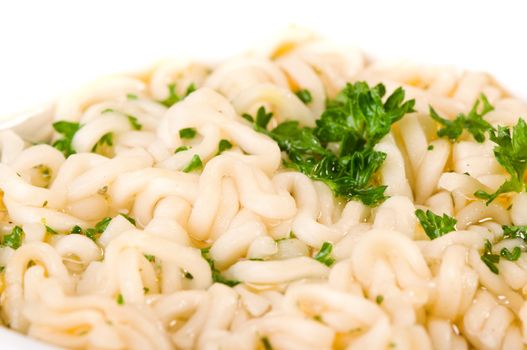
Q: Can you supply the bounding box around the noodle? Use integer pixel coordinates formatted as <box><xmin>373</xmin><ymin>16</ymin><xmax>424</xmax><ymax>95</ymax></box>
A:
<box><xmin>1</xmin><ymin>34</ymin><xmax>527</xmax><ymax>350</ymax></box>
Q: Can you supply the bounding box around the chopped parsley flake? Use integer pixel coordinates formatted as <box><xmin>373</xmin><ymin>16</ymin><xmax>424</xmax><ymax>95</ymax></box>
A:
<box><xmin>415</xmin><ymin>209</ymin><xmax>457</xmax><ymax>240</ymax></box>
<box><xmin>52</xmin><ymin>121</ymin><xmax>81</xmax><ymax>157</ymax></box>
<box><xmin>182</xmin><ymin>154</ymin><xmax>203</xmax><ymax>173</ymax></box>
<box><xmin>159</xmin><ymin>83</ymin><xmax>196</xmax><ymax>107</ymax></box>
<box><xmin>314</xmin><ymin>242</ymin><xmax>335</xmax><ymax>266</ymax></box>
<box><xmin>295</xmin><ymin>89</ymin><xmax>313</xmax><ymax>104</ymax></box>
<box><xmin>218</xmin><ymin>139</ymin><xmax>233</xmax><ymax>154</ymax></box>
<box><xmin>92</xmin><ymin>133</ymin><xmax>113</xmax><ymax>153</ymax></box>
<box><xmin>175</xmin><ymin>145</ymin><xmax>190</xmax><ymax>153</ymax></box>
<box><xmin>200</xmin><ymin>248</ymin><xmax>240</xmax><ymax>287</ymax></box>
<box><xmin>179</xmin><ymin>128</ymin><xmax>197</xmax><ymax>139</ymax></box>
<box><xmin>3</xmin><ymin>226</ymin><xmax>24</xmax><ymax>249</ymax></box>
<box><xmin>127</xmin><ymin>115</ymin><xmax>142</xmax><ymax>130</ymax></box>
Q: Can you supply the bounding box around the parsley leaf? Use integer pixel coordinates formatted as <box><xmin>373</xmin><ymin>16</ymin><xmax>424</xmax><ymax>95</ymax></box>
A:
<box><xmin>500</xmin><ymin>246</ymin><xmax>521</xmax><ymax>261</ymax></box>
<box><xmin>255</xmin><ymin>82</ymin><xmax>414</xmax><ymax>206</ymax></box>
<box><xmin>119</xmin><ymin>213</ymin><xmax>136</xmax><ymax>226</ymax></box>
<box><xmin>182</xmin><ymin>154</ymin><xmax>203</xmax><ymax>173</ymax></box>
<box><xmin>3</xmin><ymin>226</ymin><xmax>24</xmax><ymax>249</ymax></box>
<box><xmin>218</xmin><ymin>139</ymin><xmax>233</xmax><ymax>154</ymax></box>
<box><xmin>502</xmin><ymin>225</ymin><xmax>527</xmax><ymax>241</ymax></box>
<box><xmin>182</xmin><ymin>270</ymin><xmax>194</xmax><ymax>280</ymax></box>
<box><xmin>255</xmin><ymin>107</ymin><xmax>273</xmax><ymax>129</ymax></box>
<box><xmin>91</xmin><ymin>133</ymin><xmax>113</xmax><ymax>152</ymax></box>
<box><xmin>52</xmin><ymin>121</ymin><xmax>81</xmax><ymax>157</ymax></box>
<box><xmin>116</xmin><ymin>293</ymin><xmax>125</xmax><ymax>305</ymax></box>
<box><xmin>200</xmin><ymin>248</ymin><xmax>240</xmax><ymax>287</ymax></box>
<box><xmin>175</xmin><ymin>145</ymin><xmax>190</xmax><ymax>153</ymax></box>
<box><xmin>295</xmin><ymin>89</ymin><xmax>313</xmax><ymax>104</ymax></box>
<box><xmin>316</xmin><ymin>82</ymin><xmax>415</xmax><ymax>150</ymax></box>
<box><xmin>159</xmin><ymin>84</ymin><xmax>180</xmax><ymax>107</ymax></box>
<box><xmin>45</xmin><ymin>225</ymin><xmax>58</xmax><ymax>235</ymax></box>
<box><xmin>430</xmin><ymin>94</ymin><xmax>494</xmax><ymax>143</ymax></box>
<box><xmin>474</xmin><ymin>118</ymin><xmax>527</xmax><ymax>204</ymax></box>
<box><xmin>480</xmin><ymin>225</ymin><xmax>527</xmax><ymax>274</ymax></box>
<box><xmin>415</xmin><ymin>209</ymin><xmax>457</xmax><ymax>240</ymax></box>
<box><xmin>185</xmin><ymin>83</ymin><xmax>197</xmax><ymax>96</ymax></box>
<box><xmin>159</xmin><ymin>83</ymin><xmax>196</xmax><ymax>108</ymax></box>
<box><xmin>481</xmin><ymin>239</ymin><xmax>500</xmax><ymax>274</ymax></box>
<box><xmin>314</xmin><ymin>242</ymin><xmax>335</xmax><ymax>266</ymax></box>
<box><xmin>126</xmin><ymin>93</ymin><xmax>138</xmax><ymax>100</ymax></box>
<box><xmin>127</xmin><ymin>115</ymin><xmax>142</xmax><ymax>130</ymax></box>
<box><xmin>179</xmin><ymin>128</ymin><xmax>197</xmax><ymax>139</ymax></box>
<box><xmin>70</xmin><ymin>216</ymin><xmax>115</xmax><ymax>242</ymax></box>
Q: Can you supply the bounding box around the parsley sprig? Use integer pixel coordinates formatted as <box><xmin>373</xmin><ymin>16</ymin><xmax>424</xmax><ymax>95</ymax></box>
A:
<box><xmin>415</xmin><ymin>209</ymin><xmax>457</xmax><ymax>240</ymax></box>
<box><xmin>430</xmin><ymin>94</ymin><xmax>494</xmax><ymax>143</ymax></box>
<box><xmin>252</xmin><ymin>82</ymin><xmax>415</xmax><ymax>206</ymax></box>
<box><xmin>474</xmin><ymin>118</ymin><xmax>527</xmax><ymax>204</ymax></box>
<box><xmin>481</xmin><ymin>225</ymin><xmax>527</xmax><ymax>274</ymax></box>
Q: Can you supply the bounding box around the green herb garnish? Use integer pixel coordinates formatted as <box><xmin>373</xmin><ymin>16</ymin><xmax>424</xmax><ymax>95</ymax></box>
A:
<box><xmin>159</xmin><ymin>83</ymin><xmax>196</xmax><ymax>107</ymax></box>
<box><xmin>182</xmin><ymin>154</ymin><xmax>203</xmax><ymax>173</ymax></box>
<box><xmin>116</xmin><ymin>293</ymin><xmax>125</xmax><ymax>305</ymax></box>
<box><xmin>243</xmin><ymin>106</ymin><xmax>274</xmax><ymax>131</ymax></box>
<box><xmin>430</xmin><ymin>94</ymin><xmax>494</xmax><ymax>143</ymax></box>
<box><xmin>175</xmin><ymin>146</ymin><xmax>190</xmax><ymax>153</ymax></box>
<box><xmin>481</xmin><ymin>239</ymin><xmax>501</xmax><ymax>274</ymax></box>
<box><xmin>200</xmin><ymin>248</ymin><xmax>240</xmax><ymax>287</ymax></box>
<box><xmin>474</xmin><ymin>118</ymin><xmax>527</xmax><ymax>204</ymax></box>
<box><xmin>92</xmin><ymin>132</ymin><xmax>113</xmax><ymax>152</ymax></box>
<box><xmin>45</xmin><ymin>225</ymin><xmax>58</xmax><ymax>235</ymax></box>
<box><xmin>218</xmin><ymin>139</ymin><xmax>233</xmax><ymax>154</ymax></box>
<box><xmin>255</xmin><ymin>82</ymin><xmax>414</xmax><ymax>206</ymax></box>
<box><xmin>183</xmin><ymin>270</ymin><xmax>194</xmax><ymax>280</ymax></box>
<box><xmin>3</xmin><ymin>226</ymin><xmax>24</xmax><ymax>249</ymax></box>
<box><xmin>503</xmin><ymin>225</ymin><xmax>527</xmax><ymax>241</ymax></box>
<box><xmin>314</xmin><ymin>242</ymin><xmax>335</xmax><ymax>266</ymax></box>
<box><xmin>179</xmin><ymin>128</ymin><xmax>197</xmax><ymax>139</ymax></box>
<box><xmin>127</xmin><ymin>115</ymin><xmax>142</xmax><ymax>130</ymax></box>
<box><xmin>52</xmin><ymin>121</ymin><xmax>81</xmax><ymax>157</ymax></box>
<box><xmin>70</xmin><ymin>216</ymin><xmax>113</xmax><ymax>242</ymax></box>
<box><xmin>415</xmin><ymin>209</ymin><xmax>457</xmax><ymax>240</ymax></box>
<box><xmin>119</xmin><ymin>213</ymin><xmax>136</xmax><ymax>226</ymax></box>
<box><xmin>295</xmin><ymin>89</ymin><xmax>313</xmax><ymax>104</ymax></box>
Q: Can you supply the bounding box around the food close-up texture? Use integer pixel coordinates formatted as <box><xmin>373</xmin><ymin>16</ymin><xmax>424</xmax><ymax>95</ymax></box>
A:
<box><xmin>1</xmin><ymin>35</ymin><xmax>527</xmax><ymax>350</ymax></box>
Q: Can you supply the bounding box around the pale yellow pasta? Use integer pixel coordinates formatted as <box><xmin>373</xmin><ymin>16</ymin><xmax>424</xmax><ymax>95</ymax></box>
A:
<box><xmin>0</xmin><ymin>34</ymin><xmax>526</xmax><ymax>350</ymax></box>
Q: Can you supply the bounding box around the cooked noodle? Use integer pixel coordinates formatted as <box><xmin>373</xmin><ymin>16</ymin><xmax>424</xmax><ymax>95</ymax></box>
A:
<box><xmin>1</xmin><ymin>34</ymin><xmax>527</xmax><ymax>350</ymax></box>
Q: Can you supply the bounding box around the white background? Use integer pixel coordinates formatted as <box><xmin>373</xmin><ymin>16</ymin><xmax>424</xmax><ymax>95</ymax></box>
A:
<box><xmin>0</xmin><ymin>0</ymin><xmax>526</xmax><ymax>119</ymax></box>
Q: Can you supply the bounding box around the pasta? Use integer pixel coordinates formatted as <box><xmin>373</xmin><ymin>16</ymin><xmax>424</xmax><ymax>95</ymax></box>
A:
<box><xmin>1</xmin><ymin>32</ymin><xmax>527</xmax><ymax>350</ymax></box>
